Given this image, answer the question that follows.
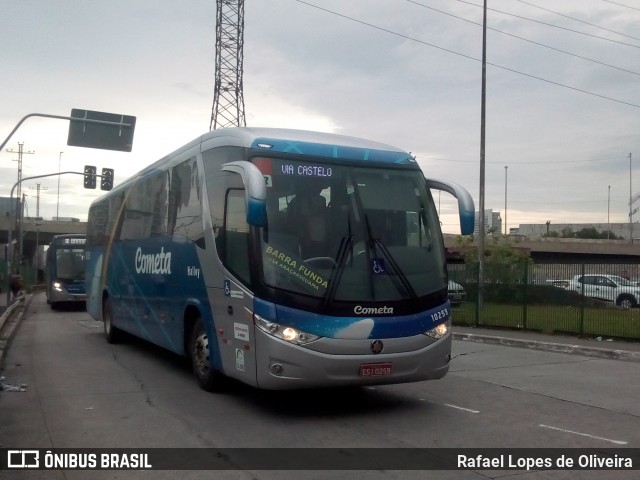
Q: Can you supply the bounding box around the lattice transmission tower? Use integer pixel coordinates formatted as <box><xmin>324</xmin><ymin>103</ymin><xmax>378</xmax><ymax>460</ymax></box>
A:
<box><xmin>210</xmin><ymin>0</ymin><xmax>246</xmax><ymax>130</ymax></box>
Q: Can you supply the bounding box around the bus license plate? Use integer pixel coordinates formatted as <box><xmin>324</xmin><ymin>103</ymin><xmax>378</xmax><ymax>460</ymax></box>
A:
<box><xmin>359</xmin><ymin>363</ymin><xmax>392</xmax><ymax>377</ymax></box>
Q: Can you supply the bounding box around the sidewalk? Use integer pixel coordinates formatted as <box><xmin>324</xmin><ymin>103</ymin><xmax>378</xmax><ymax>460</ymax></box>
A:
<box><xmin>452</xmin><ymin>325</ymin><xmax>640</xmax><ymax>362</ymax></box>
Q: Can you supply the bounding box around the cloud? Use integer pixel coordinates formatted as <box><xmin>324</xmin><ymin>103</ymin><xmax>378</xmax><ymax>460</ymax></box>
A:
<box><xmin>1</xmin><ymin>0</ymin><xmax>639</xmax><ymax>234</ymax></box>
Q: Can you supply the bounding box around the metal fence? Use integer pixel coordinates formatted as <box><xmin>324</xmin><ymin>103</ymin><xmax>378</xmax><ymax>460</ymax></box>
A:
<box><xmin>448</xmin><ymin>263</ymin><xmax>640</xmax><ymax>340</ymax></box>
<box><xmin>0</xmin><ymin>258</ymin><xmax>39</xmax><ymax>294</ymax></box>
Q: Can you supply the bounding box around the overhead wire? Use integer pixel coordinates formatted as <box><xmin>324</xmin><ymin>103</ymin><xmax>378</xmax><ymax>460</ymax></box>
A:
<box><xmin>293</xmin><ymin>0</ymin><xmax>640</xmax><ymax>109</ymax></box>
<box><xmin>406</xmin><ymin>0</ymin><xmax>640</xmax><ymax>76</ymax></box>
<box><xmin>602</xmin><ymin>0</ymin><xmax>640</xmax><ymax>12</ymax></box>
<box><xmin>453</xmin><ymin>0</ymin><xmax>640</xmax><ymax>49</ymax></box>
<box><xmin>511</xmin><ymin>0</ymin><xmax>640</xmax><ymax>43</ymax></box>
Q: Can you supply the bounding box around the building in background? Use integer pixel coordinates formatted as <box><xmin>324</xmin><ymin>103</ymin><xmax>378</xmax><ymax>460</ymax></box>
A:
<box><xmin>474</xmin><ymin>209</ymin><xmax>502</xmax><ymax>235</ymax></box>
<box><xmin>513</xmin><ymin>222</ymin><xmax>638</xmax><ymax>241</ymax></box>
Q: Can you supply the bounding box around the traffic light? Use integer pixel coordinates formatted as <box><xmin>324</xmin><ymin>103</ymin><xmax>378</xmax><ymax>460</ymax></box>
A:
<box><xmin>101</xmin><ymin>168</ymin><xmax>114</xmax><ymax>191</ymax></box>
<box><xmin>83</xmin><ymin>165</ymin><xmax>96</xmax><ymax>189</ymax></box>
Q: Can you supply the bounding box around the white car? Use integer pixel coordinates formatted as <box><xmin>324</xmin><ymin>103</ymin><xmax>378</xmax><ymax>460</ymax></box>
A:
<box><xmin>566</xmin><ymin>274</ymin><xmax>640</xmax><ymax>308</ymax></box>
<box><xmin>448</xmin><ymin>280</ymin><xmax>466</xmax><ymax>306</ymax></box>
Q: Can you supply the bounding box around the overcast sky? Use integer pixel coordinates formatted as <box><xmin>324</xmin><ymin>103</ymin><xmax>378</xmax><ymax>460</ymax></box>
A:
<box><xmin>1</xmin><ymin>0</ymin><xmax>639</xmax><ymax>234</ymax></box>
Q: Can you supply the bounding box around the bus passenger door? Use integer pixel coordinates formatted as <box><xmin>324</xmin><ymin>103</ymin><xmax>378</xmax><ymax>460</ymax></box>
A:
<box><xmin>216</xmin><ymin>277</ymin><xmax>256</xmax><ymax>384</ymax></box>
<box><xmin>213</xmin><ymin>188</ymin><xmax>258</xmax><ymax>385</ymax></box>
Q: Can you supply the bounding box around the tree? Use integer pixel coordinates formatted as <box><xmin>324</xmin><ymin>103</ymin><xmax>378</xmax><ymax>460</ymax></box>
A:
<box><xmin>561</xmin><ymin>227</ymin><xmax>575</xmax><ymax>238</ymax></box>
<box><xmin>574</xmin><ymin>227</ymin><xmax>623</xmax><ymax>240</ymax></box>
<box><xmin>455</xmin><ymin>235</ymin><xmax>532</xmax><ymax>285</ymax></box>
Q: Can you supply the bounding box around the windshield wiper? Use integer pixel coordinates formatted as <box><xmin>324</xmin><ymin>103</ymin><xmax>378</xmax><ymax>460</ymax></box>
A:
<box><xmin>322</xmin><ymin>234</ymin><xmax>352</xmax><ymax>309</ymax></box>
<box><xmin>372</xmin><ymin>237</ymin><xmax>417</xmax><ymax>299</ymax></box>
<box><xmin>361</xmin><ymin>212</ymin><xmax>416</xmax><ymax>300</ymax></box>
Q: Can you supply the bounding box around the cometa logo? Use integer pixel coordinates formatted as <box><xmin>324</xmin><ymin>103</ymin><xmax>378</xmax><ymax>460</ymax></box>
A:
<box><xmin>135</xmin><ymin>247</ymin><xmax>172</xmax><ymax>275</ymax></box>
<box><xmin>354</xmin><ymin>305</ymin><xmax>394</xmax><ymax>315</ymax></box>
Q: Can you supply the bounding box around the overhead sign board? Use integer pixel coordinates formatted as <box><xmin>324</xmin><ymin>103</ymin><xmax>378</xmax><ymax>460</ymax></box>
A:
<box><xmin>67</xmin><ymin>109</ymin><xmax>136</xmax><ymax>152</ymax></box>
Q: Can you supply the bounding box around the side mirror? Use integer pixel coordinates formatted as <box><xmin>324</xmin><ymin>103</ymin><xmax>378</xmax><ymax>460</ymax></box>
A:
<box><xmin>221</xmin><ymin>160</ymin><xmax>267</xmax><ymax>227</ymax></box>
<box><xmin>426</xmin><ymin>178</ymin><xmax>475</xmax><ymax>235</ymax></box>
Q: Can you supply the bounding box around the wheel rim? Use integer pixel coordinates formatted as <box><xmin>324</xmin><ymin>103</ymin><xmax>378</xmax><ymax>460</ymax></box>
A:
<box><xmin>193</xmin><ymin>329</ymin><xmax>210</xmax><ymax>376</ymax></box>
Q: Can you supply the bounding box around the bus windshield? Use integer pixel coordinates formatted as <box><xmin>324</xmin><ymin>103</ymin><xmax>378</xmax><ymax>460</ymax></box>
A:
<box><xmin>258</xmin><ymin>158</ymin><xmax>446</xmax><ymax>301</ymax></box>
<box><xmin>55</xmin><ymin>247</ymin><xmax>86</xmax><ymax>279</ymax></box>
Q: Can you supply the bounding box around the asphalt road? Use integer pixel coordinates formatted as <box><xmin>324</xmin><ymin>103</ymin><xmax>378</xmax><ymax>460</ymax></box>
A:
<box><xmin>1</xmin><ymin>293</ymin><xmax>639</xmax><ymax>480</ymax></box>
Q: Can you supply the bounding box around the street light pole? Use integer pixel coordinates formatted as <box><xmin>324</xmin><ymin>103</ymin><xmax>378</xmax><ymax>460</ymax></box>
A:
<box><xmin>504</xmin><ymin>165</ymin><xmax>508</xmax><ymax>235</ymax></box>
<box><xmin>57</xmin><ymin>151</ymin><xmax>63</xmax><ymax>220</ymax></box>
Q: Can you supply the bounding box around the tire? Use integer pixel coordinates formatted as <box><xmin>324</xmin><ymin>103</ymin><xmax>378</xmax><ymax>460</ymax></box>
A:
<box><xmin>103</xmin><ymin>297</ymin><xmax>123</xmax><ymax>344</ymax></box>
<box><xmin>616</xmin><ymin>295</ymin><xmax>636</xmax><ymax>309</ymax></box>
<box><xmin>190</xmin><ymin>317</ymin><xmax>225</xmax><ymax>392</ymax></box>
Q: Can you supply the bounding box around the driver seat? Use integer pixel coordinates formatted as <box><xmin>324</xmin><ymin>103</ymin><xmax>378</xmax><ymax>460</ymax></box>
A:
<box><xmin>288</xmin><ymin>192</ymin><xmax>328</xmax><ymax>258</ymax></box>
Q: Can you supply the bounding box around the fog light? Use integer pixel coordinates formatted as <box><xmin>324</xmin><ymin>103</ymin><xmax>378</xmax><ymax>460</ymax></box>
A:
<box><xmin>270</xmin><ymin>363</ymin><xmax>284</xmax><ymax>375</ymax></box>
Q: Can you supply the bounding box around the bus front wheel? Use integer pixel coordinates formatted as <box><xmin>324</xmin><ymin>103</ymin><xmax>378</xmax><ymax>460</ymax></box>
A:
<box><xmin>190</xmin><ymin>317</ymin><xmax>225</xmax><ymax>392</ymax></box>
<box><xmin>103</xmin><ymin>297</ymin><xmax>123</xmax><ymax>344</ymax></box>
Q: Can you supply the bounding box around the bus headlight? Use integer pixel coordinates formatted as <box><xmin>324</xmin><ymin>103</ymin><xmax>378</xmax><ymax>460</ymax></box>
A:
<box><xmin>52</xmin><ymin>282</ymin><xmax>64</xmax><ymax>292</ymax></box>
<box><xmin>425</xmin><ymin>321</ymin><xmax>450</xmax><ymax>339</ymax></box>
<box><xmin>254</xmin><ymin>315</ymin><xmax>320</xmax><ymax>345</ymax></box>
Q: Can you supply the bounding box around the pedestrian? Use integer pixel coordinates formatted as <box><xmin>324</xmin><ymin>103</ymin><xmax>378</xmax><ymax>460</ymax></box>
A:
<box><xmin>10</xmin><ymin>271</ymin><xmax>23</xmax><ymax>301</ymax></box>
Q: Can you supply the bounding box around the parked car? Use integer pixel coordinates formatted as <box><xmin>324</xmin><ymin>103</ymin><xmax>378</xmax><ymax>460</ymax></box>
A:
<box><xmin>566</xmin><ymin>274</ymin><xmax>640</xmax><ymax>308</ymax></box>
<box><xmin>448</xmin><ymin>280</ymin><xmax>466</xmax><ymax>306</ymax></box>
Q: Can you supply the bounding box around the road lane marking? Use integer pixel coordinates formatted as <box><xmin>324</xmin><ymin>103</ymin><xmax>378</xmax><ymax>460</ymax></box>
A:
<box><xmin>539</xmin><ymin>424</ymin><xmax>627</xmax><ymax>445</ymax></box>
<box><xmin>443</xmin><ymin>403</ymin><xmax>480</xmax><ymax>414</ymax></box>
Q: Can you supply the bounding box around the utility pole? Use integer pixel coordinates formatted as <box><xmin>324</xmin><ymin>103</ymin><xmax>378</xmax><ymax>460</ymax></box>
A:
<box><xmin>478</xmin><ymin>0</ymin><xmax>487</xmax><ymax>313</ymax></box>
<box><xmin>6</xmin><ymin>142</ymin><xmax>35</xmax><ymax>266</ymax></box>
<box><xmin>29</xmin><ymin>183</ymin><xmax>48</xmax><ymax>218</ymax></box>
<box><xmin>19</xmin><ymin>193</ymin><xmax>26</xmax><ymax>265</ymax></box>
<box><xmin>630</xmin><ymin>153</ymin><xmax>633</xmax><ymax>243</ymax></box>
<box><xmin>7</xmin><ymin>143</ymin><xmax>35</xmax><ymax>209</ymax></box>
<box><xmin>608</xmin><ymin>185</ymin><xmax>611</xmax><ymax>240</ymax></box>
<box><xmin>28</xmin><ymin>183</ymin><xmax>46</xmax><ymax>271</ymax></box>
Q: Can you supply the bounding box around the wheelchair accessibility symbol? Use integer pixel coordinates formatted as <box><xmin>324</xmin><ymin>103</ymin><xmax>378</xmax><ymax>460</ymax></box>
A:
<box><xmin>372</xmin><ymin>259</ymin><xmax>385</xmax><ymax>275</ymax></box>
<box><xmin>224</xmin><ymin>279</ymin><xmax>245</xmax><ymax>298</ymax></box>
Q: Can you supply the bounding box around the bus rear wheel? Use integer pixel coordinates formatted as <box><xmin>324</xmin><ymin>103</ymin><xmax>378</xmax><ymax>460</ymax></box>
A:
<box><xmin>190</xmin><ymin>317</ymin><xmax>225</xmax><ymax>392</ymax></box>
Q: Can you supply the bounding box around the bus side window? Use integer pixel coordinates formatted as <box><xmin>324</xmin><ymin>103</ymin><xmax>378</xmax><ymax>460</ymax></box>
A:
<box><xmin>169</xmin><ymin>158</ymin><xmax>205</xmax><ymax>247</ymax></box>
<box><xmin>121</xmin><ymin>173</ymin><xmax>167</xmax><ymax>240</ymax></box>
<box><xmin>222</xmin><ymin>189</ymin><xmax>250</xmax><ymax>285</ymax></box>
<box><xmin>88</xmin><ymin>201</ymin><xmax>108</xmax><ymax>246</ymax></box>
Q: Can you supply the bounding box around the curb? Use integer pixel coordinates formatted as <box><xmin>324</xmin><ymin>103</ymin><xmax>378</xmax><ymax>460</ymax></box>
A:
<box><xmin>452</xmin><ymin>332</ymin><xmax>640</xmax><ymax>363</ymax></box>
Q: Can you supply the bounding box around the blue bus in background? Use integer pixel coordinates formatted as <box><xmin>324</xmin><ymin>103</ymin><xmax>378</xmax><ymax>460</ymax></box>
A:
<box><xmin>85</xmin><ymin>127</ymin><xmax>474</xmax><ymax>391</ymax></box>
<box><xmin>45</xmin><ymin>234</ymin><xmax>87</xmax><ymax>309</ymax></box>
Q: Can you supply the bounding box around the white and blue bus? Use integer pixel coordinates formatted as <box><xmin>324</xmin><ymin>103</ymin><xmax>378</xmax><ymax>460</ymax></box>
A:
<box><xmin>85</xmin><ymin>128</ymin><xmax>474</xmax><ymax>391</ymax></box>
<box><xmin>45</xmin><ymin>234</ymin><xmax>87</xmax><ymax>309</ymax></box>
